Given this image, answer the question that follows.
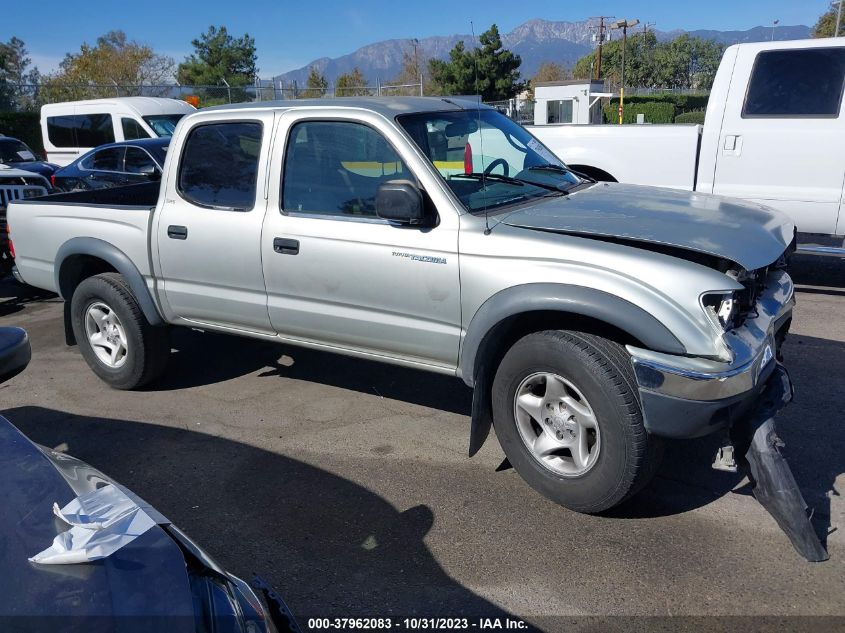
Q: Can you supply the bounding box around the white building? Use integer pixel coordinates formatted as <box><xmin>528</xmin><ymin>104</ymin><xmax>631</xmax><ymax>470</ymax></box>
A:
<box><xmin>533</xmin><ymin>80</ymin><xmax>612</xmax><ymax>126</ymax></box>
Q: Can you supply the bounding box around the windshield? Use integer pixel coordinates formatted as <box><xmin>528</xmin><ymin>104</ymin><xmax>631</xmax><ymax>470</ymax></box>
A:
<box><xmin>142</xmin><ymin>114</ymin><xmax>185</xmax><ymax>137</ymax></box>
<box><xmin>397</xmin><ymin>108</ymin><xmax>581</xmax><ymax>213</ymax></box>
<box><xmin>0</xmin><ymin>139</ymin><xmax>37</xmax><ymax>163</ymax></box>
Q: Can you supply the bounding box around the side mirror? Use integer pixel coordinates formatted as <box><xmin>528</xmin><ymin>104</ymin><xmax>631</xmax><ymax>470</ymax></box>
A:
<box><xmin>376</xmin><ymin>180</ymin><xmax>425</xmax><ymax>225</ymax></box>
<box><xmin>138</xmin><ymin>164</ymin><xmax>158</xmax><ymax>177</ymax></box>
<box><xmin>0</xmin><ymin>327</ymin><xmax>31</xmax><ymax>385</ymax></box>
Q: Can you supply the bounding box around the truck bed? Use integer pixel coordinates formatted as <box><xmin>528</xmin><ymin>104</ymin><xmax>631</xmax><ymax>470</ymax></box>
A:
<box><xmin>7</xmin><ymin>182</ymin><xmax>160</xmax><ymax>293</ymax></box>
<box><xmin>528</xmin><ymin>124</ymin><xmax>703</xmax><ymax>190</ymax></box>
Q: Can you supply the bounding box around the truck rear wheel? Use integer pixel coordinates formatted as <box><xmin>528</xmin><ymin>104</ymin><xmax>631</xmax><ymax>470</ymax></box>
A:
<box><xmin>70</xmin><ymin>273</ymin><xmax>170</xmax><ymax>390</ymax></box>
<box><xmin>491</xmin><ymin>330</ymin><xmax>662</xmax><ymax>513</ymax></box>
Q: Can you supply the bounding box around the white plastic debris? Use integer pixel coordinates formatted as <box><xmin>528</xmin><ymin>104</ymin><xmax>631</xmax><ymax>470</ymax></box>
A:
<box><xmin>29</xmin><ymin>484</ymin><xmax>157</xmax><ymax>565</ymax></box>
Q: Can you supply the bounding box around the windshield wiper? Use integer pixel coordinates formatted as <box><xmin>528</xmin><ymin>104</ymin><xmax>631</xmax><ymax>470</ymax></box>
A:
<box><xmin>529</xmin><ymin>164</ymin><xmax>597</xmax><ymax>184</ymax></box>
<box><xmin>453</xmin><ymin>172</ymin><xmax>566</xmax><ymax>193</ymax></box>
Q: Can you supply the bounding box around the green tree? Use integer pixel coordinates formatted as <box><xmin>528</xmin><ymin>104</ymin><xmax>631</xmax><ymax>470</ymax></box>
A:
<box><xmin>177</xmin><ymin>26</ymin><xmax>257</xmax><ymax>87</ymax></box>
<box><xmin>1</xmin><ymin>37</ymin><xmax>41</xmax><ymax>110</ymax></box>
<box><xmin>335</xmin><ymin>67</ymin><xmax>370</xmax><ymax>96</ymax></box>
<box><xmin>301</xmin><ymin>66</ymin><xmax>328</xmax><ymax>98</ymax></box>
<box><xmin>40</xmin><ymin>31</ymin><xmax>174</xmax><ymax>102</ymax></box>
<box><xmin>429</xmin><ymin>24</ymin><xmax>521</xmax><ymax>100</ymax></box>
<box><xmin>812</xmin><ymin>7</ymin><xmax>845</xmax><ymax>37</ymax></box>
<box><xmin>573</xmin><ymin>33</ymin><xmax>723</xmax><ymax>90</ymax></box>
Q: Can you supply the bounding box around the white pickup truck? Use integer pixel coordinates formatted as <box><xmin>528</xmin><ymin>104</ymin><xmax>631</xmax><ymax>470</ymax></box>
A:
<box><xmin>530</xmin><ymin>37</ymin><xmax>845</xmax><ymax>254</ymax></box>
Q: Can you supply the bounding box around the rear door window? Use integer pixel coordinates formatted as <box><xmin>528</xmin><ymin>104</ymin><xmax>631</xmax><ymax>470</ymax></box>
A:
<box><xmin>743</xmin><ymin>48</ymin><xmax>845</xmax><ymax>117</ymax></box>
<box><xmin>48</xmin><ymin>114</ymin><xmax>116</xmax><ymax>147</ymax></box>
<box><xmin>177</xmin><ymin>121</ymin><xmax>262</xmax><ymax>210</ymax></box>
<box><xmin>122</xmin><ymin>117</ymin><xmax>151</xmax><ymax>140</ymax></box>
<box><xmin>46</xmin><ymin>116</ymin><xmax>78</xmax><ymax>148</ymax></box>
<box><xmin>88</xmin><ymin>147</ymin><xmax>125</xmax><ymax>171</ymax></box>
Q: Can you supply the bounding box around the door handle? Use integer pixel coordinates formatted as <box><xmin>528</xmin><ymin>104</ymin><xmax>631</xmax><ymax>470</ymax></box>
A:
<box><xmin>167</xmin><ymin>225</ymin><xmax>188</xmax><ymax>240</ymax></box>
<box><xmin>722</xmin><ymin>135</ymin><xmax>742</xmax><ymax>156</ymax></box>
<box><xmin>273</xmin><ymin>237</ymin><xmax>299</xmax><ymax>255</ymax></box>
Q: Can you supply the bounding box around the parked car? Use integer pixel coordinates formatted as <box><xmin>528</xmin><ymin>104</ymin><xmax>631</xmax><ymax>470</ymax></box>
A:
<box><xmin>529</xmin><ymin>37</ymin><xmax>845</xmax><ymax>255</ymax></box>
<box><xmin>51</xmin><ymin>138</ymin><xmax>169</xmax><ymax>192</ymax></box>
<box><xmin>0</xmin><ymin>166</ymin><xmax>50</xmax><ymax>277</ymax></box>
<box><xmin>41</xmin><ymin>97</ymin><xmax>195</xmax><ymax>166</ymax></box>
<box><xmin>8</xmin><ymin>98</ymin><xmax>797</xmax><ymax>515</ymax></box>
<box><xmin>0</xmin><ymin>135</ymin><xmax>58</xmax><ymax>180</ymax></box>
<box><xmin>0</xmin><ymin>326</ymin><xmax>299</xmax><ymax>632</ymax></box>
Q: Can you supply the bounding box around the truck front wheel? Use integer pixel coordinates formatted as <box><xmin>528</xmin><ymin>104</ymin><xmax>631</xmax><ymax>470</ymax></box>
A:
<box><xmin>70</xmin><ymin>273</ymin><xmax>170</xmax><ymax>390</ymax></box>
<box><xmin>491</xmin><ymin>330</ymin><xmax>662</xmax><ymax>513</ymax></box>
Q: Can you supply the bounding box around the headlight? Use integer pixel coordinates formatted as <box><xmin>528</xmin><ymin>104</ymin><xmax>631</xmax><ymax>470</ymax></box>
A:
<box><xmin>22</xmin><ymin>187</ymin><xmax>44</xmax><ymax>199</ymax></box>
<box><xmin>701</xmin><ymin>291</ymin><xmax>740</xmax><ymax>331</ymax></box>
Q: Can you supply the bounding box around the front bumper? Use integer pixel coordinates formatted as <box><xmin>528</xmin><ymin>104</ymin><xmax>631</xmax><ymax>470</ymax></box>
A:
<box><xmin>627</xmin><ymin>269</ymin><xmax>794</xmax><ymax>439</ymax></box>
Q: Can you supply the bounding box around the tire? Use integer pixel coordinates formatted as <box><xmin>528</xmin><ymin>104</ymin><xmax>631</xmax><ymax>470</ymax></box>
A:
<box><xmin>491</xmin><ymin>330</ymin><xmax>662</xmax><ymax>513</ymax></box>
<box><xmin>70</xmin><ymin>272</ymin><xmax>170</xmax><ymax>390</ymax></box>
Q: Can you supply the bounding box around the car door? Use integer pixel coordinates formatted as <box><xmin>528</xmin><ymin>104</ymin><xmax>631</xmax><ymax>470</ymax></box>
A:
<box><xmin>711</xmin><ymin>44</ymin><xmax>845</xmax><ymax>235</ymax></box>
<box><xmin>85</xmin><ymin>147</ymin><xmax>126</xmax><ymax>189</ymax></box>
<box><xmin>155</xmin><ymin>111</ymin><xmax>276</xmax><ymax>334</ymax></box>
<box><xmin>124</xmin><ymin>146</ymin><xmax>161</xmax><ymax>185</ymax></box>
<box><xmin>262</xmin><ymin>110</ymin><xmax>462</xmax><ymax>370</ymax></box>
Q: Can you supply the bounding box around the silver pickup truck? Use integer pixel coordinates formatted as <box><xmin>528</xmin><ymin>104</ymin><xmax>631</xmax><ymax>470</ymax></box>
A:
<box><xmin>8</xmin><ymin>97</ymin><xmax>797</xmax><ymax>515</ymax></box>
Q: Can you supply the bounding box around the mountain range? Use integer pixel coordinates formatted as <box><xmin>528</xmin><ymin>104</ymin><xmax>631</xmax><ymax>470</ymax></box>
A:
<box><xmin>272</xmin><ymin>19</ymin><xmax>811</xmax><ymax>86</ymax></box>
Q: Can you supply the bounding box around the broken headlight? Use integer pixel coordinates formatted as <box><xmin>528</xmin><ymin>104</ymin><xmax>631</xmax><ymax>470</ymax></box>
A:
<box><xmin>701</xmin><ymin>291</ymin><xmax>740</xmax><ymax>331</ymax></box>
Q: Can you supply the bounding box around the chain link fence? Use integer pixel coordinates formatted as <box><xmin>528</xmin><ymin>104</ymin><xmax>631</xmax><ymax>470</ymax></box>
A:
<box><xmin>2</xmin><ymin>80</ymin><xmax>425</xmax><ymax>111</ymax></box>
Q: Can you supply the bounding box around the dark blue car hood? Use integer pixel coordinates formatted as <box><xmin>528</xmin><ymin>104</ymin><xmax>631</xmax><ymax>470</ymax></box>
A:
<box><xmin>7</xmin><ymin>161</ymin><xmax>57</xmax><ymax>178</ymax></box>
<box><xmin>0</xmin><ymin>417</ymin><xmax>195</xmax><ymax>630</ymax></box>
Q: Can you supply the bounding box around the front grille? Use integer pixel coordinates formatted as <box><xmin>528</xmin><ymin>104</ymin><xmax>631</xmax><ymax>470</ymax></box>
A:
<box><xmin>732</xmin><ymin>246</ymin><xmax>790</xmax><ymax>328</ymax></box>
<box><xmin>0</xmin><ymin>184</ymin><xmax>48</xmax><ymax>212</ymax></box>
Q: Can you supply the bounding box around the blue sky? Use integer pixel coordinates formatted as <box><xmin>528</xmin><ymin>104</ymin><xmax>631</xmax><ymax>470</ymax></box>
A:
<box><xmin>2</xmin><ymin>0</ymin><xmax>831</xmax><ymax>77</ymax></box>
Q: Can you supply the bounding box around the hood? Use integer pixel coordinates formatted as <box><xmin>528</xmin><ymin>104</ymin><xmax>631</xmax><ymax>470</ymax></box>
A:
<box><xmin>0</xmin><ymin>417</ymin><xmax>195</xmax><ymax>628</ymax></box>
<box><xmin>500</xmin><ymin>183</ymin><xmax>794</xmax><ymax>271</ymax></box>
<box><xmin>8</xmin><ymin>161</ymin><xmax>58</xmax><ymax>178</ymax></box>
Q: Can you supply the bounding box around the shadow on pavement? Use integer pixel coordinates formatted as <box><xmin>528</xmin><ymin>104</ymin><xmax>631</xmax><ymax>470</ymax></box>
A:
<box><xmin>5</xmin><ymin>406</ymin><xmax>515</xmax><ymax>620</ymax></box>
<box><xmin>790</xmin><ymin>254</ymin><xmax>845</xmax><ymax>292</ymax></box>
<box><xmin>154</xmin><ymin>327</ymin><xmax>473</xmax><ymax>416</ymax></box>
<box><xmin>0</xmin><ymin>278</ymin><xmax>58</xmax><ymax>317</ymax></box>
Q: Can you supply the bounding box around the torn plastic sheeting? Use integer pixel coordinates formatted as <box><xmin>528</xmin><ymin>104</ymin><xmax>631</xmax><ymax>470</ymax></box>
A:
<box><xmin>29</xmin><ymin>483</ymin><xmax>158</xmax><ymax>565</ymax></box>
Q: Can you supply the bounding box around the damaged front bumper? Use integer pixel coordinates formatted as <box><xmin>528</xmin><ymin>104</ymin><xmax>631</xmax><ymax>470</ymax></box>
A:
<box><xmin>627</xmin><ymin>269</ymin><xmax>794</xmax><ymax>439</ymax></box>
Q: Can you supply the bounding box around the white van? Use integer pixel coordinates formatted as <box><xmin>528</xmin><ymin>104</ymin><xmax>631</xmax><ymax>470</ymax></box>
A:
<box><xmin>41</xmin><ymin>97</ymin><xmax>196</xmax><ymax>166</ymax></box>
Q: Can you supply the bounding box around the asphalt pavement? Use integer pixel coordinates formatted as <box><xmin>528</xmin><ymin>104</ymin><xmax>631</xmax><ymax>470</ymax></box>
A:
<box><xmin>1</xmin><ymin>254</ymin><xmax>843</xmax><ymax>631</ymax></box>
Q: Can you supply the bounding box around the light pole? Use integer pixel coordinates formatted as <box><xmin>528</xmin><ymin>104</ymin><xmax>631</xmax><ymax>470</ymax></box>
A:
<box><xmin>837</xmin><ymin>0</ymin><xmax>843</xmax><ymax>37</ymax></box>
<box><xmin>771</xmin><ymin>19</ymin><xmax>779</xmax><ymax>41</ymax></box>
<box><xmin>611</xmin><ymin>19</ymin><xmax>639</xmax><ymax>124</ymax></box>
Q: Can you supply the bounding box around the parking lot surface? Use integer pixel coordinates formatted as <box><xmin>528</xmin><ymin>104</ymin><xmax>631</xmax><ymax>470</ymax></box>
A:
<box><xmin>1</xmin><ymin>255</ymin><xmax>844</xmax><ymax>629</ymax></box>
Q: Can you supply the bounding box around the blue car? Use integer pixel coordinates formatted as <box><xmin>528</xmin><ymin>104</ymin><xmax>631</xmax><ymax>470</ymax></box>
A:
<box><xmin>52</xmin><ymin>138</ymin><xmax>169</xmax><ymax>192</ymax></box>
<box><xmin>0</xmin><ymin>136</ymin><xmax>58</xmax><ymax>180</ymax></box>
<box><xmin>0</xmin><ymin>326</ymin><xmax>299</xmax><ymax>632</ymax></box>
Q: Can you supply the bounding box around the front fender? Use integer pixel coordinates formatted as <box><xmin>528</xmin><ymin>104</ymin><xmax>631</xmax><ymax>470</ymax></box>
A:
<box><xmin>459</xmin><ymin>283</ymin><xmax>686</xmax><ymax>388</ymax></box>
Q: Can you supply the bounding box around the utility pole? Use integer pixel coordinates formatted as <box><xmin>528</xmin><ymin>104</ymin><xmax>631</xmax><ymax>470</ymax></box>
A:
<box><xmin>589</xmin><ymin>16</ymin><xmax>614</xmax><ymax>81</ymax></box>
<box><xmin>837</xmin><ymin>0</ymin><xmax>843</xmax><ymax>37</ymax></box>
<box><xmin>611</xmin><ymin>19</ymin><xmax>640</xmax><ymax>124</ymax></box>
<box><xmin>412</xmin><ymin>38</ymin><xmax>423</xmax><ymax>96</ymax></box>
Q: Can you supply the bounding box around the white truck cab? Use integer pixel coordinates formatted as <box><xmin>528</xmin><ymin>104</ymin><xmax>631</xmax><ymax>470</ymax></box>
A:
<box><xmin>41</xmin><ymin>97</ymin><xmax>196</xmax><ymax>166</ymax></box>
<box><xmin>530</xmin><ymin>37</ymin><xmax>845</xmax><ymax>252</ymax></box>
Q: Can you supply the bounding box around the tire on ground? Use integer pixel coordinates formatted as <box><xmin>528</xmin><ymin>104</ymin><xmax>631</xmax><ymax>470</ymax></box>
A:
<box><xmin>491</xmin><ymin>329</ymin><xmax>662</xmax><ymax>513</ymax></box>
<box><xmin>70</xmin><ymin>272</ymin><xmax>170</xmax><ymax>390</ymax></box>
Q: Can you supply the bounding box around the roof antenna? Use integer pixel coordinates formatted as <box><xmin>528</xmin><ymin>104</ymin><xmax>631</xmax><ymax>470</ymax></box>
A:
<box><xmin>470</xmin><ymin>21</ymin><xmax>491</xmax><ymax>235</ymax></box>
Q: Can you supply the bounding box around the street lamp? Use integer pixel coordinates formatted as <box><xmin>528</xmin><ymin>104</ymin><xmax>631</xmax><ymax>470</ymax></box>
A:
<box><xmin>610</xmin><ymin>18</ymin><xmax>639</xmax><ymax>124</ymax></box>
